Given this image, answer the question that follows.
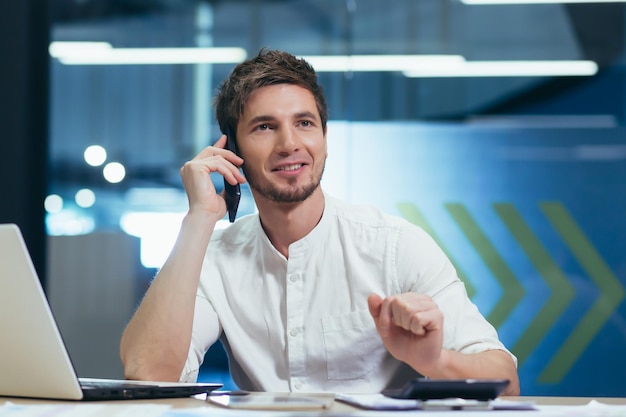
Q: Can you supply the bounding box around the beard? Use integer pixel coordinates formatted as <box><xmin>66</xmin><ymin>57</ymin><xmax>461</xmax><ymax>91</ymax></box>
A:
<box><xmin>242</xmin><ymin>162</ymin><xmax>325</xmax><ymax>204</ymax></box>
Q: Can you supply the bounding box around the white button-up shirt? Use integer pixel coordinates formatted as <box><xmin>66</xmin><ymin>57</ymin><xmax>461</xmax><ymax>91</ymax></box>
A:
<box><xmin>181</xmin><ymin>194</ymin><xmax>514</xmax><ymax>392</ymax></box>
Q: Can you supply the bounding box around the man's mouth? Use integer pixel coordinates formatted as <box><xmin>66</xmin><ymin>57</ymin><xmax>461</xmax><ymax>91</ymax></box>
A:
<box><xmin>274</xmin><ymin>163</ymin><xmax>304</xmax><ymax>172</ymax></box>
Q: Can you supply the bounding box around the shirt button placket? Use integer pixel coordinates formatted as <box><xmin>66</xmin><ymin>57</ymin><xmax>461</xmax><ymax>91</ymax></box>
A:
<box><xmin>286</xmin><ymin>259</ymin><xmax>306</xmax><ymax>391</ymax></box>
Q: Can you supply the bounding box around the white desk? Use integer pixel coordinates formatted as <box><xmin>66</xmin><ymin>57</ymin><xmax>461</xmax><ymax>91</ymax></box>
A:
<box><xmin>2</xmin><ymin>394</ymin><xmax>626</xmax><ymax>415</ymax></box>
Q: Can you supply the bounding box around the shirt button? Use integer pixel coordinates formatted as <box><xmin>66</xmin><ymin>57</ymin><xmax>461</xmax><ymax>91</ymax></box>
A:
<box><xmin>290</xmin><ymin>329</ymin><xmax>298</xmax><ymax>337</ymax></box>
<box><xmin>294</xmin><ymin>382</ymin><xmax>302</xmax><ymax>390</ymax></box>
<box><xmin>289</xmin><ymin>274</ymin><xmax>299</xmax><ymax>282</ymax></box>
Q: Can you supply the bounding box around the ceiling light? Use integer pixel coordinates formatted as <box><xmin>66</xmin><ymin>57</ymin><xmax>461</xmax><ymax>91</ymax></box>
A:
<box><xmin>403</xmin><ymin>60</ymin><xmax>598</xmax><ymax>77</ymax></box>
<box><xmin>49</xmin><ymin>41</ymin><xmax>113</xmax><ymax>57</ymax></box>
<box><xmin>461</xmin><ymin>0</ymin><xmax>625</xmax><ymax>4</ymax></box>
<box><xmin>49</xmin><ymin>44</ymin><xmax>597</xmax><ymax>78</ymax></box>
<box><xmin>300</xmin><ymin>54</ymin><xmax>466</xmax><ymax>72</ymax></box>
<box><xmin>50</xmin><ymin>42</ymin><xmax>247</xmax><ymax>65</ymax></box>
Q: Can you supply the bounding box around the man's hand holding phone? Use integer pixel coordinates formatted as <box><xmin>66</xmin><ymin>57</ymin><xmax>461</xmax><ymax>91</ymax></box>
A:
<box><xmin>179</xmin><ymin>135</ymin><xmax>245</xmax><ymax>222</ymax></box>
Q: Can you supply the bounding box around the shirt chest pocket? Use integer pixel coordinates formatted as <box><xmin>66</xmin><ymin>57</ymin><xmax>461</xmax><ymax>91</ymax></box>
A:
<box><xmin>321</xmin><ymin>309</ymin><xmax>386</xmax><ymax>380</ymax></box>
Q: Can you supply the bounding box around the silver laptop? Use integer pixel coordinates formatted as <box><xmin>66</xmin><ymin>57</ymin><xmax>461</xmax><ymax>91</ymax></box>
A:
<box><xmin>0</xmin><ymin>223</ymin><xmax>222</xmax><ymax>400</ymax></box>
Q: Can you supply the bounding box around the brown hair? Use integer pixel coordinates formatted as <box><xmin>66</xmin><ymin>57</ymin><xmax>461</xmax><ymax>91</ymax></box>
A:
<box><xmin>215</xmin><ymin>49</ymin><xmax>328</xmax><ymax>141</ymax></box>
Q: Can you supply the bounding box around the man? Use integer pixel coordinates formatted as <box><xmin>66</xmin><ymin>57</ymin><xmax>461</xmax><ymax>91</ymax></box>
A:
<box><xmin>120</xmin><ymin>49</ymin><xmax>520</xmax><ymax>395</ymax></box>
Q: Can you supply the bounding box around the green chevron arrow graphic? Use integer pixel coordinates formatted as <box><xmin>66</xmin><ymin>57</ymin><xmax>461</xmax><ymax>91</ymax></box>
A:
<box><xmin>538</xmin><ymin>202</ymin><xmax>625</xmax><ymax>383</ymax></box>
<box><xmin>494</xmin><ymin>203</ymin><xmax>576</xmax><ymax>366</ymax></box>
<box><xmin>446</xmin><ymin>203</ymin><xmax>525</xmax><ymax>329</ymax></box>
<box><xmin>397</xmin><ymin>203</ymin><xmax>476</xmax><ymax>298</ymax></box>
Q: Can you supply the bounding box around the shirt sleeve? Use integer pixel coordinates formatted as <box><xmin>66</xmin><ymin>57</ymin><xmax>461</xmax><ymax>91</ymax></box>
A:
<box><xmin>179</xmin><ymin>290</ymin><xmax>222</xmax><ymax>383</ymax></box>
<box><xmin>394</xmin><ymin>221</ymin><xmax>517</xmax><ymax>364</ymax></box>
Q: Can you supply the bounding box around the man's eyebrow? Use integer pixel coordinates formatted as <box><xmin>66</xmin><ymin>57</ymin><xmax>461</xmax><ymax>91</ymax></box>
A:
<box><xmin>294</xmin><ymin>111</ymin><xmax>318</xmax><ymax>120</ymax></box>
<box><xmin>246</xmin><ymin>111</ymin><xmax>319</xmax><ymax>126</ymax></box>
<box><xmin>246</xmin><ymin>115</ymin><xmax>276</xmax><ymax>127</ymax></box>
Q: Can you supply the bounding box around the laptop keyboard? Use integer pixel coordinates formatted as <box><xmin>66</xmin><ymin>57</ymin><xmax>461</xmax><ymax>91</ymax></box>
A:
<box><xmin>80</xmin><ymin>379</ymin><xmax>155</xmax><ymax>389</ymax></box>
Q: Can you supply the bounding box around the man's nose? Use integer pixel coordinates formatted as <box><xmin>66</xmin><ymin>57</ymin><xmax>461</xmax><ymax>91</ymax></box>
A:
<box><xmin>275</xmin><ymin>126</ymin><xmax>299</xmax><ymax>152</ymax></box>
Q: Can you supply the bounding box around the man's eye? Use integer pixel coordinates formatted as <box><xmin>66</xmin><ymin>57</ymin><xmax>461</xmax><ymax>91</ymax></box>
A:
<box><xmin>301</xmin><ymin>120</ymin><xmax>311</xmax><ymax>127</ymax></box>
<box><xmin>257</xmin><ymin>124</ymin><xmax>269</xmax><ymax>130</ymax></box>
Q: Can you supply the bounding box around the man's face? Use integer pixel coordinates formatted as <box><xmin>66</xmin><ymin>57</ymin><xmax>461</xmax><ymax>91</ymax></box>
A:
<box><xmin>236</xmin><ymin>83</ymin><xmax>327</xmax><ymax>204</ymax></box>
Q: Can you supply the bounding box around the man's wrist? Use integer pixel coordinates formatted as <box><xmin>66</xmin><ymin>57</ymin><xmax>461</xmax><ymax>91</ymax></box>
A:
<box><xmin>414</xmin><ymin>349</ymin><xmax>452</xmax><ymax>379</ymax></box>
<box><xmin>184</xmin><ymin>209</ymin><xmax>222</xmax><ymax>229</ymax></box>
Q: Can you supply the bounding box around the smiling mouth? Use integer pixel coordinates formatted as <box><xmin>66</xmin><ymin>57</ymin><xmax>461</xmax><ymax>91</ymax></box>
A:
<box><xmin>274</xmin><ymin>163</ymin><xmax>303</xmax><ymax>172</ymax></box>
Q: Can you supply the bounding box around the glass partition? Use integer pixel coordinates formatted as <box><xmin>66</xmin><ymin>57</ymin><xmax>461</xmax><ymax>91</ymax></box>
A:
<box><xmin>48</xmin><ymin>0</ymin><xmax>626</xmax><ymax>396</ymax></box>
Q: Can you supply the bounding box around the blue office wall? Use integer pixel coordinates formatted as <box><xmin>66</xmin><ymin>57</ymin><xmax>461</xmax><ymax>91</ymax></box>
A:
<box><xmin>324</xmin><ymin>121</ymin><xmax>626</xmax><ymax>396</ymax></box>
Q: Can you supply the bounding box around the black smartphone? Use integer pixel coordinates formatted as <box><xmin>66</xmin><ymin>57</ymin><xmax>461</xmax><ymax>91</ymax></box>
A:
<box><xmin>223</xmin><ymin>128</ymin><xmax>241</xmax><ymax>223</ymax></box>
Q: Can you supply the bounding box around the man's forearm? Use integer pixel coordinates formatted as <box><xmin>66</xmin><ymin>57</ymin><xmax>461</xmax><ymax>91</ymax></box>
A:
<box><xmin>120</xmin><ymin>213</ymin><xmax>216</xmax><ymax>381</ymax></box>
<box><xmin>415</xmin><ymin>349</ymin><xmax>520</xmax><ymax>396</ymax></box>
<box><xmin>119</xmin><ymin>275</ymin><xmax>196</xmax><ymax>381</ymax></box>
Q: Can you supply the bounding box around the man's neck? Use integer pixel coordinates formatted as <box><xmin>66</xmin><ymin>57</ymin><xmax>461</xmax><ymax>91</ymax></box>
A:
<box><xmin>255</xmin><ymin>189</ymin><xmax>325</xmax><ymax>258</ymax></box>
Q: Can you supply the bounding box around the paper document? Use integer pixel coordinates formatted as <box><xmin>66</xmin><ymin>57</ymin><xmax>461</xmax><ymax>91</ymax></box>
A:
<box><xmin>335</xmin><ymin>393</ymin><xmax>420</xmax><ymax>410</ymax></box>
<box><xmin>335</xmin><ymin>393</ymin><xmax>536</xmax><ymax>411</ymax></box>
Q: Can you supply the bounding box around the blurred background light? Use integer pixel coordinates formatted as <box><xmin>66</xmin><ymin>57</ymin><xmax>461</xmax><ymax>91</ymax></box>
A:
<box><xmin>49</xmin><ymin>42</ymin><xmax>247</xmax><ymax>65</ymax></box>
<box><xmin>84</xmin><ymin>145</ymin><xmax>107</xmax><ymax>167</ymax></box>
<box><xmin>75</xmin><ymin>188</ymin><xmax>96</xmax><ymax>208</ymax></box>
<box><xmin>403</xmin><ymin>60</ymin><xmax>598</xmax><ymax>77</ymax></box>
<box><xmin>44</xmin><ymin>194</ymin><xmax>64</xmax><ymax>214</ymax></box>
<box><xmin>120</xmin><ymin>211</ymin><xmax>233</xmax><ymax>268</ymax></box>
<box><xmin>102</xmin><ymin>162</ymin><xmax>126</xmax><ymax>183</ymax></box>
<box><xmin>462</xmin><ymin>0</ymin><xmax>625</xmax><ymax>4</ymax></box>
<box><xmin>46</xmin><ymin>210</ymin><xmax>95</xmax><ymax>236</ymax></box>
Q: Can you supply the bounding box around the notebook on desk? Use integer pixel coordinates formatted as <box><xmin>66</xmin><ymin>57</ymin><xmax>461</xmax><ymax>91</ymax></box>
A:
<box><xmin>0</xmin><ymin>223</ymin><xmax>222</xmax><ymax>400</ymax></box>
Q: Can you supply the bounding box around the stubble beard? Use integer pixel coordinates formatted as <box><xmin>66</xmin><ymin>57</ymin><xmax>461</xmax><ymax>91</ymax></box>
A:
<box><xmin>242</xmin><ymin>162</ymin><xmax>325</xmax><ymax>204</ymax></box>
